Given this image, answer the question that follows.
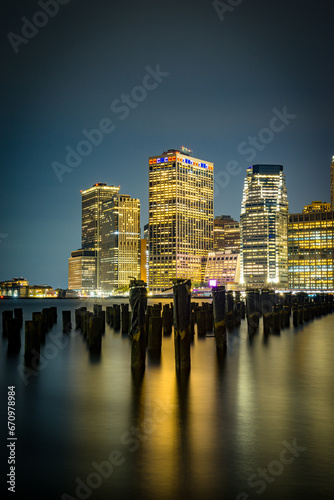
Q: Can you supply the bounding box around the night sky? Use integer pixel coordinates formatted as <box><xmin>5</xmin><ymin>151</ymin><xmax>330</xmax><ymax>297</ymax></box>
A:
<box><xmin>1</xmin><ymin>0</ymin><xmax>333</xmax><ymax>289</ymax></box>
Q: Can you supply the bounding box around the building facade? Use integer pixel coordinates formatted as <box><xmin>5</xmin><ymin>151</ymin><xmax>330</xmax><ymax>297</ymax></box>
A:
<box><xmin>149</xmin><ymin>148</ymin><xmax>213</xmax><ymax>292</ymax></box>
<box><xmin>331</xmin><ymin>156</ymin><xmax>334</xmax><ymax>211</ymax></box>
<box><xmin>240</xmin><ymin>164</ymin><xmax>289</xmax><ymax>288</ymax></box>
<box><xmin>81</xmin><ymin>183</ymin><xmax>120</xmax><ymax>289</ymax></box>
<box><xmin>288</xmin><ymin>202</ymin><xmax>334</xmax><ymax>290</ymax></box>
<box><xmin>204</xmin><ymin>251</ymin><xmax>240</xmax><ymax>287</ymax></box>
<box><xmin>68</xmin><ymin>249</ymin><xmax>97</xmax><ymax>292</ymax></box>
<box><xmin>213</xmin><ymin>215</ymin><xmax>240</xmax><ymax>252</ymax></box>
<box><xmin>100</xmin><ymin>195</ymin><xmax>140</xmax><ymax>292</ymax></box>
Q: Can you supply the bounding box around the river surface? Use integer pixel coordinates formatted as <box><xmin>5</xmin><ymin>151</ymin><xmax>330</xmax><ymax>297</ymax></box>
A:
<box><xmin>1</xmin><ymin>298</ymin><xmax>334</xmax><ymax>500</ymax></box>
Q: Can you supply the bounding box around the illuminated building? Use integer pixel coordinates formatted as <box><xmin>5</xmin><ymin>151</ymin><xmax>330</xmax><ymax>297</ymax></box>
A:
<box><xmin>303</xmin><ymin>201</ymin><xmax>331</xmax><ymax>213</ymax></box>
<box><xmin>0</xmin><ymin>278</ymin><xmax>29</xmax><ymax>297</ymax></box>
<box><xmin>100</xmin><ymin>195</ymin><xmax>140</xmax><ymax>292</ymax></box>
<box><xmin>240</xmin><ymin>165</ymin><xmax>289</xmax><ymax>288</ymax></box>
<box><xmin>204</xmin><ymin>251</ymin><xmax>240</xmax><ymax>288</ymax></box>
<box><xmin>288</xmin><ymin>202</ymin><xmax>334</xmax><ymax>290</ymax></box>
<box><xmin>143</xmin><ymin>223</ymin><xmax>149</xmax><ymax>284</ymax></box>
<box><xmin>140</xmin><ymin>239</ymin><xmax>148</xmax><ymax>284</ymax></box>
<box><xmin>331</xmin><ymin>156</ymin><xmax>334</xmax><ymax>210</ymax></box>
<box><xmin>0</xmin><ymin>278</ymin><xmax>56</xmax><ymax>298</ymax></box>
<box><xmin>81</xmin><ymin>183</ymin><xmax>120</xmax><ymax>289</ymax></box>
<box><xmin>213</xmin><ymin>215</ymin><xmax>240</xmax><ymax>252</ymax></box>
<box><xmin>68</xmin><ymin>249</ymin><xmax>97</xmax><ymax>292</ymax></box>
<box><xmin>149</xmin><ymin>148</ymin><xmax>214</xmax><ymax>292</ymax></box>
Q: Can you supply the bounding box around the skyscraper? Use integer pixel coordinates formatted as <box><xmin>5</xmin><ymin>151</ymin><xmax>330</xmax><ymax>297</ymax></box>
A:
<box><xmin>100</xmin><ymin>194</ymin><xmax>140</xmax><ymax>292</ymax></box>
<box><xmin>81</xmin><ymin>183</ymin><xmax>120</xmax><ymax>289</ymax></box>
<box><xmin>288</xmin><ymin>202</ymin><xmax>334</xmax><ymax>290</ymax></box>
<box><xmin>149</xmin><ymin>148</ymin><xmax>213</xmax><ymax>292</ymax></box>
<box><xmin>331</xmin><ymin>156</ymin><xmax>334</xmax><ymax>210</ymax></box>
<box><xmin>240</xmin><ymin>165</ymin><xmax>289</xmax><ymax>288</ymax></box>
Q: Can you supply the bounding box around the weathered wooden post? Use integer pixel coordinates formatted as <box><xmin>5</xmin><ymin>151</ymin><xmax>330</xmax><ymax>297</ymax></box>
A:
<box><xmin>97</xmin><ymin>310</ymin><xmax>106</xmax><ymax>333</ymax></box>
<box><xmin>205</xmin><ymin>303</ymin><xmax>214</xmax><ymax>333</ymax></box>
<box><xmin>292</xmin><ymin>296</ymin><xmax>299</xmax><ymax>327</ymax></box>
<box><xmin>7</xmin><ymin>318</ymin><xmax>21</xmax><ymax>352</ymax></box>
<box><xmin>62</xmin><ymin>311</ymin><xmax>72</xmax><ymax>333</ymax></box>
<box><xmin>129</xmin><ymin>280</ymin><xmax>147</xmax><ymax>371</ymax></box>
<box><xmin>75</xmin><ymin>306</ymin><xmax>87</xmax><ymax>330</ymax></box>
<box><xmin>2</xmin><ymin>310</ymin><xmax>13</xmax><ymax>337</ymax></box>
<box><xmin>273</xmin><ymin>305</ymin><xmax>281</xmax><ymax>334</ymax></box>
<box><xmin>24</xmin><ymin>320</ymin><xmax>40</xmax><ymax>360</ymax></box>
<box><xmin>212</xmin><ymin>286</ymin><xmax>226</xmax><ymax>351</ymax></box>
<box><xmin>297</xmin><ymin>293</ymin><xmax>304</xmax><ymax>324</ymax></box>
<box><xmin>173</xmin><ymin>279</ymin><xmax>191</xmax><ymax>371</ymax></box>
<box><xmin>113</xmin><ymin>304</ymin><xmax>121</xmax><ymax>330</ymax></box>
<box><xmin>14</xmin><ymin>308</ymin><xmax>23</xmax><ymax>328</ymax></box>
<box><xmin>162</xmin><ymin>304</ymin><xmax>173</xmax><ymax>336</ymax></box>
<box><xmin>88</xmin><ymin>316</ymin><xmax>102</xmax><ymax>352</ymax></box>
<box><xmin>240</xmin><ymin>300</ymin><xmax>246</xmax><ymax>319</ymax></box>
<box><xmin>32</xmin><ymin>312</ymin><xmax>44</xmax><ymax>343</ymax></box>
<box><xmin>261</xmin><ymin>290</ymin><xmax>272</xmax><ymax>335</ymax></box>
<box><xmin>226</xmin><ymin>291</ymin><xmax>234</xmax><ymax>329</ymax></box>
<box><xmin>106</xmin><ymin>306</ymin><xmax>113</xmax><ymax>325</ymax></box>
<box><xmin>50</xmin><ymin>306</ymin><xmax>57</xmax><ymax>324</ymax></box>
<box><xmin>93</xmin><ymin>304</ymin><xmax>102</xmax><ymax>315</ymax></box>
<box><xmin>196</xmin><ymin>307</ymin><xmax>206</xmax><ymax>337</ymax></box>
<box><xmin>121</xmin><ymin>303</ymin><xmax>129</xmax><ymax>334</ymax></box>
<box><xmin>148</xmin><ymin>307</ymin><xmax>162</xmax><ymax>353</ymax></box>
<box><xmin>283</xmin><ymin>305</ymin><xmax>290</xmax><ymax>328</ymax></box>
<box><xmin>246</xmin><ymin>290</ymin><xmax>257</xmax><ymax>336</ymax></box>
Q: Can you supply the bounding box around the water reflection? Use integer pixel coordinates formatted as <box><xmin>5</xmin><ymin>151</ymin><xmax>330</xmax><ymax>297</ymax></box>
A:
<box><xmin>1</xmin><ymin>299</ymin><xmax>334</xmax><ymax>499</ymax></box>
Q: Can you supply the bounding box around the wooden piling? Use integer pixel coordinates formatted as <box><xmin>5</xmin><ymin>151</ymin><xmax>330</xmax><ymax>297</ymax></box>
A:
<box><xmin>7</xmin><ymin>318</ymin><xmax>21</xmax><ymax>352</ymax></box>
<box><xmin>173</xmin><ymin>279</ymin><xmax>191</xmax><ymax>371</ymax></box>
<box><xmin>2</xmin><ymin>310</ymin><xmax>13</xmax><ymax>337</ymax></box>
<box><xmin>62</xmin><ymin>311</ymin><xmax>72</xmax><ymax>333</ymax></box>
<box><xmin>129</xmin><ymin>283</ymin><xmax>147</xmax><ymax>372</ymax></box>
<box><xmin>14</xmin><ymin>308</ymin><xmax>23</xmax><ymax>328</ymax></box>
<box><xmin>162</xmin><ymin>304</ymin><xmax>173</xmax><ymax>336</ymax></box>
<box><xmin>24</xmin><ymin>320</ymin><xmax>40</xmax><ymax>360</ymax></box>
<box><xmin>121</xmin><ymin>304</ymin><xmax>129</xmax><ymax>334</ymax></box>
<box><xmin>113</xmin><ymin>304</ymin><xmax>121</xmax><ymax>330</ymax></box>
<box><xmin>212</xmin><ymin>286</ymin><xmax>226</xmax><ymax>351</ymax></box>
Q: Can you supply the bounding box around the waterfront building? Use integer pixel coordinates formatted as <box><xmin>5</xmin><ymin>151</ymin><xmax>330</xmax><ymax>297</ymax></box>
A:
<box><xmin>240</xmin><ymin>164</ymin><xmax>289</xmax><ymax>288</ymax></box>
<box><xmin>100</xmin><ymin>194</ymin><xmax>140</xmax><ymax>292</ymax></box>
<box><xmin>148</xmin><ymin>148</ymin><xmax>214</xmax><ymax>292</ymax></box>
<box><xmin>68</xmin><ymin>249</ymin><xmax>97</xmax><ymax>293</ymax></box>
<box><xmin>288</xmin><ymin>202</ymin><xmax>334</xmax><ymax>290</ymax></box>
<box><xmin>204</xmin><ymin>250</ymin><xmax>240</xmax><ymax>288</ymax></box>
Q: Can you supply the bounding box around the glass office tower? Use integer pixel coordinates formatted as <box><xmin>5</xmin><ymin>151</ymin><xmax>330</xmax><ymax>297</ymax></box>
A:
<box><xmin>240</xmin><ymin>164</ymin><xmax>289</xmax><ymax>288</ymax></box>
<box><xmin>81</xmin><ymin>183</ymin><xmax>120</xmax><ymax>289</ymax></box>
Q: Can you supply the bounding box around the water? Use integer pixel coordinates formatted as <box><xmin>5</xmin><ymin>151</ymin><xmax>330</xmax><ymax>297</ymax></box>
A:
<box><xmin>1</xmin><ymin>298</ymin><xmax>334</xmax><ymax>500</ymax></box>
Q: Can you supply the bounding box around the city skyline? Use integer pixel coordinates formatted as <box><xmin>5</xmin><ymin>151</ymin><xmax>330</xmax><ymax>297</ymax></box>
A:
<box><xmin>2</xmin><ymin>0</ymin><xmax>334</xmax><ymax>288</ymax></box>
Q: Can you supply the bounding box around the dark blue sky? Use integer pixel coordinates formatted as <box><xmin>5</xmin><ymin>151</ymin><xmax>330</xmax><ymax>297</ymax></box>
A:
<box><xmin>1</xmin><ymin>0</ymin><xmax>333</xmax><ymax>289</ymax></box>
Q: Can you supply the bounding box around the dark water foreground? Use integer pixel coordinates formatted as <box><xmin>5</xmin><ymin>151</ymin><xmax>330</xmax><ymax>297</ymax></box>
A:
<box><xmin>1</xmin><ymin>298</ymin><xmax>334</xmax><ymax>500</ymax></box>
